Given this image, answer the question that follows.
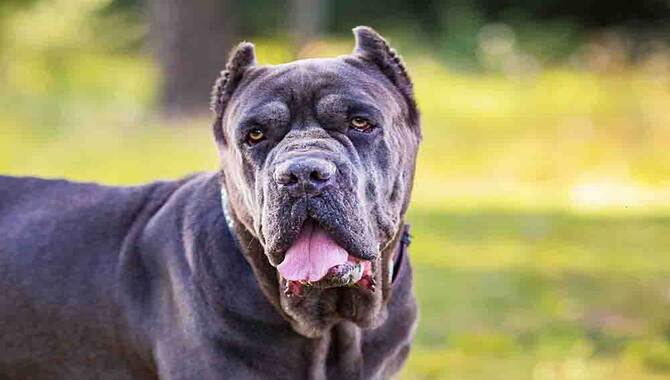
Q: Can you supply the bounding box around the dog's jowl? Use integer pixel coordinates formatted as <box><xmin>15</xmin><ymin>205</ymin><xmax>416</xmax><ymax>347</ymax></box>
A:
<box><xmin>0</xmin><ymin>26</ymin><xmax>420</xmax><ymax>380</ymax></box>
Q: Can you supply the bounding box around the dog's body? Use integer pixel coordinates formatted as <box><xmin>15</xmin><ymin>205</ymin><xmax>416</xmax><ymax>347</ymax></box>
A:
<box><xmin>0</xmin><ymin>174</ymin><xmax>415</xmax><ymax>379</ymax></box>
<box><xmin>0</xmin><ymin>27</ymin><xmax>420</xmax><ymax>379</ymax></box>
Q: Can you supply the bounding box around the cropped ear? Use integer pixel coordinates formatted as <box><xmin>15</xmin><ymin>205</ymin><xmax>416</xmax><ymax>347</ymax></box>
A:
<box><xmin>211</xmin><ymin>42</ymin><xmax>256</xmax><ymax>145</ymax></box>
<box><xmin>352</xmin><ymin>26</ymin><xmax>419</xmax><ymax>128</ymax></box>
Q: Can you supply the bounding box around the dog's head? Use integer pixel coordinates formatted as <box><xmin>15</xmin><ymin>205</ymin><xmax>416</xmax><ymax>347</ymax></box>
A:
<box><xmin>211</xmin><ymin>27</ymin><xmax>420</xmax><ymax>337</ymax></box>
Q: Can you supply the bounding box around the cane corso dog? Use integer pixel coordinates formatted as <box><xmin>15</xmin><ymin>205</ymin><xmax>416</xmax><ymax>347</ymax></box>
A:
<box><xmin>0</xmin><ymin>26</ymin><xmax>421</xmax><ymax>379</ymax></box>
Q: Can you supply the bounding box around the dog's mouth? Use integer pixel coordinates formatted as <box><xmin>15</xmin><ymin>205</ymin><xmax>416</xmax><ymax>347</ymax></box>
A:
<box><xmin>277</xmin><ymin>220</ymin><xmax>375</xmax><ymax>297</ymax></box>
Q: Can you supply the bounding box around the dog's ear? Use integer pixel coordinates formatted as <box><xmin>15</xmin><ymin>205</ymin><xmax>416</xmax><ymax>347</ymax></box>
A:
<box><xmin>211</xmin><ymin>42</ymin><xmax>256</xmax><ymax>145</ymax></box>
<box><xmin>352</xmin><ymin>26</ymin><xmax>418</xmax><ymax>127</ymax></box>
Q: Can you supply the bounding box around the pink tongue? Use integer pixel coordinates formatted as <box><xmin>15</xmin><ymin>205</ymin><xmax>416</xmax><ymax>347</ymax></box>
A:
<box><xmin>277</xmin><ymin>221</ymin><xmax>348</xmax><ymax>282</ymax></box>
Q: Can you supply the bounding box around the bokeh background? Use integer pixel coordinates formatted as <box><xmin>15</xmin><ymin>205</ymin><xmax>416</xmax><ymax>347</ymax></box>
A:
<box><xmin>1</xmin><ymin>0</ymin><xmax>670</xmax><ymax>379</ymax></box>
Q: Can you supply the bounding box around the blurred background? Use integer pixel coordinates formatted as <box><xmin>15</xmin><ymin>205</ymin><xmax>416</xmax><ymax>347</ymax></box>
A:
<box><xmin>1</xmin><ymin>0</ymin><xmax>669</xmax><ymax>379</ymax></box>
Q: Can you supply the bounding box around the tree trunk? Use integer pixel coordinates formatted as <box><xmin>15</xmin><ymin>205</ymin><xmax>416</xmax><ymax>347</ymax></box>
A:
<box><xmin>288</xmin><ymin>0</ymin><xmax>327</xmax><ymax>51</ymax></box>
<box><xmin>147</xmin><ymin>0</ymin><xmax>237</xmax><ymax>118</ymax></box>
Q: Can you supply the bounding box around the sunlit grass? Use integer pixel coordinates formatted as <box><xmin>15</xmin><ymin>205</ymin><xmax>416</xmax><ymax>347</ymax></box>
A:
<box><xmin>404</xmin><ymin>209</ymin><xmax>670</xmax><ymax>379</ymax></box>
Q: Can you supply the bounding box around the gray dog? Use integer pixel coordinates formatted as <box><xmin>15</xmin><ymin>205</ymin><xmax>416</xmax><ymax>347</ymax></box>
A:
<box><xmin>0</xmin><ymin>26</ymin><xmax>420</xmax><ymax>379</ymax></box>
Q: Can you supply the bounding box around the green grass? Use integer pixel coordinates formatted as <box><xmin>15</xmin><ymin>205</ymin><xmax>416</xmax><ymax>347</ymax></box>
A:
<box><xmin>404</xmin><ymin>210</ymin><xmax>670</xmax><ymax>379</ymax></box>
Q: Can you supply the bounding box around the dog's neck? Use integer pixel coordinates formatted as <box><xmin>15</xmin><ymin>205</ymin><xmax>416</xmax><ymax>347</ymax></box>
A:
<box><xmin>152</xmin><ymin>174</ymin><xmax>416</xmax><ymax>377</ymax></box>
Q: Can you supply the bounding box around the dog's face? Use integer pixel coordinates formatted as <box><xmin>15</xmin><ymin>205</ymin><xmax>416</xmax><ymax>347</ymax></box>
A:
<box><xmin>211</xmin><ymin>27</ymin><xmax>420</xmax><ymax>337</ymax></box>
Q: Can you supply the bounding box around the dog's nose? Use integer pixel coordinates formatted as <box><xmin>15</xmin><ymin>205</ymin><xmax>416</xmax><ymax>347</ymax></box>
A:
<box><xmin>274</xmin><ymin>157</ymin><xmax>336</xmax><ymax>196</ymax></box>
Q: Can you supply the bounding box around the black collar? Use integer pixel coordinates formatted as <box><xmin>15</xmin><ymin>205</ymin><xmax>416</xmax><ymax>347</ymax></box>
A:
<box><xmin>392</xmin><ymin>224</ymin><xmax>411</xmax><ymax>284</ymax></box>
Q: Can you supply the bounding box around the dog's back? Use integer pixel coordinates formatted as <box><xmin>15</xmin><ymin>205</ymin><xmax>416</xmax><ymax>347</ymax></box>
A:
<box><xmin>0</xmin><ymin>176</ymin><xmax>167</xmax><ymax>379</ymax></box>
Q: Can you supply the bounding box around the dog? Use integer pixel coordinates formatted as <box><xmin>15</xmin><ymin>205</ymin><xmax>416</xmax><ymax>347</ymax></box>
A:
<box><xmin>0</xmin><ymin>26</ymin><xmax>420</xmax><ymax>379</ymax></box>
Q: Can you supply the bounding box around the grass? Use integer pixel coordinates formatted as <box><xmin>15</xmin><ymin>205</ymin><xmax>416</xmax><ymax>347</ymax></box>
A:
<box><xmin>404</xmin><ymin>210</ymin><xmax>670</xmax><ymax>379</ymax></box>
<box><xmin>1</xmin><ymin>2</ymin><xmax>670</xmax><ymax>377</ymax></box>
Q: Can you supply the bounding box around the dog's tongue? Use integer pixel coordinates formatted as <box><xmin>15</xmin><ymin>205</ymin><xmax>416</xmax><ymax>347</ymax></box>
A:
<box><xmin>277</xmin><ymin>221</ymin><xmax>348</xmax><ymax>282</ymax></box>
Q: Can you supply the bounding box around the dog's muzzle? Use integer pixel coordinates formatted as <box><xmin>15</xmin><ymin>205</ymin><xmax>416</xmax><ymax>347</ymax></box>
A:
<box><xmin>273</xmin><ymin>156</ymin><xmax>336</xmax><ymax>197</ymax></box>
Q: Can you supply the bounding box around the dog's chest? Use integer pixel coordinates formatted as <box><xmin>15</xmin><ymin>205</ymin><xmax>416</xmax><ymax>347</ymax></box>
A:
<box><xmin>212</xmin><ymin>320</ymin><xmax>410</xmax><ymax>380</ymax></box>
<box><xmin>210</xmin><ymin>324</ymin><xmax>398</xmax><ymax>380</ymax></box>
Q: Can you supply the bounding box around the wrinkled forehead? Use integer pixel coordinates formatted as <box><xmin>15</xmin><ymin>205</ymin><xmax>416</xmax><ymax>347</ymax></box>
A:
<box><xmin>225</xmin><ymin>57</ymin><xmax>403</xmax><ymax>122</ymax></box>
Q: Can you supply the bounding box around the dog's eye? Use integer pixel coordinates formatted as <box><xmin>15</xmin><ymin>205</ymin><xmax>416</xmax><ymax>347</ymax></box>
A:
<box><xmin>246</xmin><ymin>128</ymin><xmax>265</xmax><ymax>145</ymax></box>
<box><xmin>350</xmin><ymin>117</ymin><xmax>373</xmax><ymax>132</ymax></box>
